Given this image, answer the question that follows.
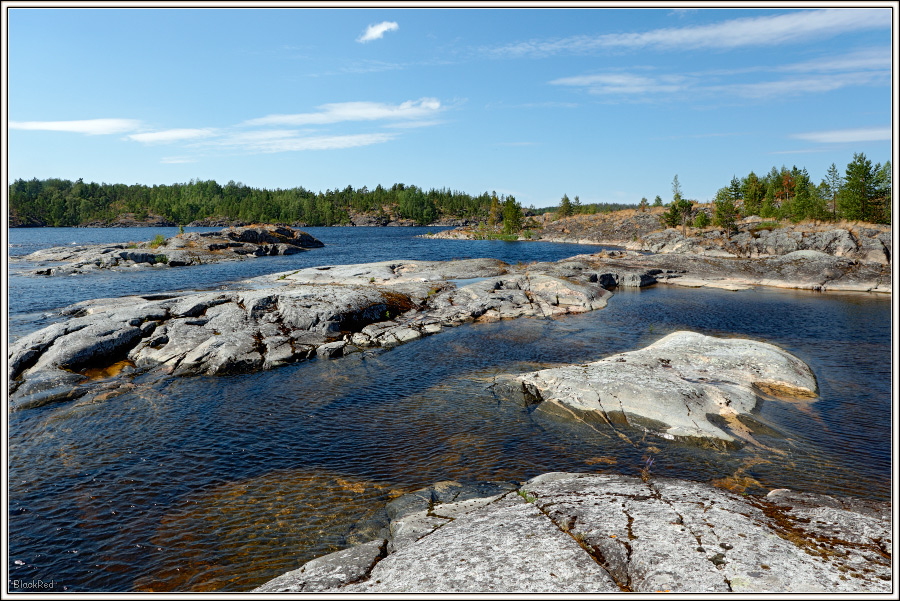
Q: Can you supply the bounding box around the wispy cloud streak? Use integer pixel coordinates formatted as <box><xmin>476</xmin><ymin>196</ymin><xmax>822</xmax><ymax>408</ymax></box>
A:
<box><xmin>791</xmin><ymin>127</ymin><xmax>892</xmax><ymax>144</ymax></box>
<box><xmin>244</xmin><ymin>98</ymin><xmax>442</xmax><ymax>127</ymax></box>
<box><xmin>10</xmin><ymin>118</ymin><xmax>141</xmax><ymax>135</ymax></box>
<box><xmin>487</xmin><ymin>9</ymin><xmax>889</xmax><ymax>57</ymax></box>
<box><xmin>129</xmin><ymin>129</ymin><xmax>217</xmax><ymax>143</ymax></box>
<box><xmin>209</xmin><ymin>131</ymin><xmax>397</xmax><ymax>153</ymax></box>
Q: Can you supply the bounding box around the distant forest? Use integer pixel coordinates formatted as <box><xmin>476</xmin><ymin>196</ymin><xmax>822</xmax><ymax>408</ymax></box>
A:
<box><xmin>8</xmin><ymin>180</ymin><xmax>509</xmax><ymax>227</ymax></box>
<box><xmin>8</xmin><ymin>153</ymin><xmax>892</xmax><ymax>227</ymax></box>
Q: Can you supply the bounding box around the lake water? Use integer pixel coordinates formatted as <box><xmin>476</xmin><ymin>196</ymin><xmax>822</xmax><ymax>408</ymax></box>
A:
<box><xmin>6</xmin><ymin>227</ymin><xmax>893</xmax><ymax>592</ymax></box>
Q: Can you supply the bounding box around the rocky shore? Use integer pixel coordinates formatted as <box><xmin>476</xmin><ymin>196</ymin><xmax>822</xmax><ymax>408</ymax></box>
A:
<box><xmin>8</xmin><ymin>247</ymin><xmax>888</xmax><ymax>412</ymax></box>
<box><xmin>17</xmin><ymin>225</ymin><xmax>324</xmax><ymax>276</ymax></box>
<box><xmin>429</xmin><ymin>210</ymin><xmax>892</xmax><ymax>268</ymax></box>
<box><xmin>8</xmin><ymin>256</ymin><xmax>610</xmax><ymax>410</ymax></box>
<box><xmin>254</xmin><ymin>472</ymin><xmax>891</xmax><ymax>593</ymax></box>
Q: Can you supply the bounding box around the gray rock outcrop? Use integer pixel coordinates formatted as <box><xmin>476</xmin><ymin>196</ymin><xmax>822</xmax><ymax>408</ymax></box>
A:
<box><xmin>18</xmin><ymin>225</ymin><xmax>324</xmax><ymax>276</ymax></box>
<box><xmin>583</xmin><ymin>247</ymin><xmax>890</xmax><ymax>293</ymax></box>
<box><xmin>255</xmin><ymin>472</ymin><xmax>891</xmax><ymax>593</ymax></box>
<box><xmin>8</xmin><ymin>258</ymin><xmax>614</xmax><ymax>411</ymax></box>
<box><xmin>494</xmin><ymin>331</ymin><xmax>817</xmax><ymax>443</ymax></box>
<box><xmin>641</xmin><ymin>226</ymin><xmax>891</xmax><ymax>266</ymax></box>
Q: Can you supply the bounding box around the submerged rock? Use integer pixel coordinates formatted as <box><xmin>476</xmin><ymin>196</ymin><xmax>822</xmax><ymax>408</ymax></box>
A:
<box><xmin>495</xmin><ymin>331</ymin><xmax>818</xmax><ymax>443</ymax></box>
<box><xmin>255</xmin><ymin>472</ymin><xmax>891</xmax><ymax>593</ymax></box>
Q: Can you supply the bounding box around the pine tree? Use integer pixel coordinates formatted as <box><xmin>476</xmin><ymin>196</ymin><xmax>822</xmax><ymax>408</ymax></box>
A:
<box><xmin>841</xmin><ymin>153</ymin><xmax>877</xmax><ymax>222</ymax></box>
<box><xmin>502</xmin><ymin>196</ymin><xmax>523</xmax><ymax>234</ymax></box>
<box><xmin>558</xmin><ymin>194</ymin><xmax>572</xmax><ymax>218</ymax></box>
<box><xmin>713</xmin><ymin>187</ymin><xmax>737</xmax><ymax>234</ymax></box>
<box><xmin>671</xmin><ymin>175</ymin><xmax>692</xmax><ymax>237</ymax></box>
<box><xmin>652</xmin><ymin>195</ymin><xmax>663</xmax><ymax>207</ymax></box>
<box><xmin>487</xmin><ymin>193</ymin><xmax>501</xmax><ymax>228</ymax></box>
<box><xmin>826</xmin><ymin>163</ymin><xmax>842</xmax><ymax>220</ymax></box>
<box><xmin>742</xmin><ymin>171</ymin><xmax>762</xmax><ymax>216</ymax></box>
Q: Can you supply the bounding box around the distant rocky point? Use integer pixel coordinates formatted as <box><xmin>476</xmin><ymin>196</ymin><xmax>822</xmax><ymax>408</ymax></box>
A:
<box><xmin>81</xmin><ymin>213</ymin><xmax>177</xmax><ymax>228</ymax></box>
<box><xmin>430</xmin><ymin>209</ymin><xmax>892</xmax><ymax>267</ymax></box>
<box><xmin>18</xmin><ymin>225</ymin><xmax>324</xmax><ymax>276</ymax></box>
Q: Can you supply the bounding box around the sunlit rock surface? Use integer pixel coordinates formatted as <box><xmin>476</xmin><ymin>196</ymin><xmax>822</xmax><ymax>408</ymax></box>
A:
<box><xmin>256</xmin><ymin>472</ymin><xmax>890</xmax><ymax>593</ymax></box>
<box><xmin>495</xmin><ymin>331</ymin><xmax>818</xmax><ymax>443</ymax></box>
<box><xmin>8</xmin><ymin>257</ymin><xmax>614</xmax><ymax>410</ymax></box>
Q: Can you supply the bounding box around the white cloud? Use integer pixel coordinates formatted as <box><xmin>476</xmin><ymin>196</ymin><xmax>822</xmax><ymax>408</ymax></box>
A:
<box><xmin>244</xmin><ymin>98</ymin><xmax>442</xmax><ymax>127</ymax></box>
<box><xmin>713</xmin><ymin>72</ymin><xmax>887</xmax><ymax>99</ymax></box>
<box><xmin>778</xmin><ymin>47</ymin><xmax>890</xmax><ymax>73</ymax></box>
<box><xmin>551</xmin><ymin>51</ymin><xmax>887</xmax><ymax>101</ymax></box>
<box><xmin>551</xmin><ymin>73</ymin><xmax>687</xmax><ymax>95</ymax></box>
<box><xmin>358</xmin><ymin>21</ymin><xmax>399</xmax><ymax>43</ymax></box>
<box><xmin>791</xmin><ymin>127</ymin><xmax>892</xmax><ymax>144</ymax></box>
<box><xmin>383</xmin><ymin>119</ymin><xmax>445</xmax><ymax>129</ymax></box>
<box><xmin>208</xmin><ymin>130</ymin><xmax>397</xmax><ymax>153</ymax></box>
<box><xmin>488</xmin><ymin>9</ymin><xmax>889</xmax><ymax>57</ymax></box>
<box><xmin>128</xmin><ymin>128</ymin><xmax>216</xmax><ymax>144</ymax></box>
<box><xmin>9</xmin><ymin>118</ymin><xmax>141</xmax><ymax>135</ymax></box>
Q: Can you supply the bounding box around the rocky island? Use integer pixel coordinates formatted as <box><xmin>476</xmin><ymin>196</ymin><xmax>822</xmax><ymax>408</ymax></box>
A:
<box><xmin>17</xmin><ymin>225</ymin><xmax>324</xmax><ymax>276</ymax></box>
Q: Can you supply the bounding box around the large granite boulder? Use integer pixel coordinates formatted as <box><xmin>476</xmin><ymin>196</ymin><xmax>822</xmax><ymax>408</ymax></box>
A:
<box><xmin>494</xmin><ymin>331</ymin><xmax>818</xmax><ymax>443</ymax></box>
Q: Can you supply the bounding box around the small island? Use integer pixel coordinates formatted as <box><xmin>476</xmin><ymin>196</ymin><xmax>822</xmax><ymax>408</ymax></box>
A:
<box><xmin>17</xmin><ymin>225</ymin><xmax>324</xmax><ymax>276</ymax></box>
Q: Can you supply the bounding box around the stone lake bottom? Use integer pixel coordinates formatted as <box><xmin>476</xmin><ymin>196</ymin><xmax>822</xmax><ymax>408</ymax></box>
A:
<box><xmin>6</xmin><ymin>284</ymin><xmax>891</xmax><ymax>592</ymax></box>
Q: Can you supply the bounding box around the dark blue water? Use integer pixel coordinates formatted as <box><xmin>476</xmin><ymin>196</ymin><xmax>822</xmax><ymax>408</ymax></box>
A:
<box><xmin>5</xmin><ymin>227</ymin><xmax>892</xmax><ymax>593</ymax></box>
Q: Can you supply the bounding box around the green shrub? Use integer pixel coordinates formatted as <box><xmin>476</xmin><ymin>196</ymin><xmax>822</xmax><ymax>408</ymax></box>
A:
<box><xmin>153</xmin><ymin>254</ymin><xmax>168</xmax><ymax>264</ymax></box>
<box><xmin>693</xmin><ymin>212</ymin><xmax>710</xmax><ymax>228</ymax></box>
<box><xmin>150</xmin><ymin>234</ymin><xmax>166</xmax><ymax>248</ymax></box>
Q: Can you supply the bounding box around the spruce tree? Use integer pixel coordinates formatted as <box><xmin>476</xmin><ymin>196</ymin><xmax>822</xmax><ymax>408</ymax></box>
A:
<box><xmin>558</xmin><ymin>194</ymin><xmax>572</xmax><ymax>218</ymax></box>
<box><xmin>841</xmin><ymin>153</ymin><xmax>877</xmax><ymax>222</ymax></box>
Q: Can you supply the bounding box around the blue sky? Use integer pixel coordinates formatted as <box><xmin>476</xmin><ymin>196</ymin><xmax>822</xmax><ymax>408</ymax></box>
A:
<box><xmin>6</xmin><ymin>7</ymin><xmax>894</xmax><ymax>208</ymax></box>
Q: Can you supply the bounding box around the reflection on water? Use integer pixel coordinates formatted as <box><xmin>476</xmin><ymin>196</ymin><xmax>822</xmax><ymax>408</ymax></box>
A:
<box><xmin>6</xmin><ymin>245</ymin><xmax>892</xmax><ymax>592</ymax></box>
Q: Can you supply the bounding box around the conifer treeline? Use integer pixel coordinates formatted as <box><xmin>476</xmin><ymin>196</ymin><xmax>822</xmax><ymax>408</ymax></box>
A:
<box><xmin>9</xmin><ymin>153</ymin><xmax>892</xmax><ymax>228</ymax></box>
<box><xmin>704</xmin><ymin>153</ymin><xmax>891</xmax><ymax>224</ymax></box>
<box><xmin>8</xmin><ymin>179</ymin><xmax>508</xmax><ymax>227</ymax></box>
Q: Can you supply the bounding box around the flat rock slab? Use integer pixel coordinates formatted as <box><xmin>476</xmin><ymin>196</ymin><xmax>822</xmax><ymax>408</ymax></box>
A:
<box><xmin>592</xmin><ymin>249</ymin><xmax>891</xmax><ymax>294</ymax></box>
<box><xmin>253</xmin><ymin>539</ymin><xmax>386</xmax><ymax>592</ymax></box>
<box><xmin>339</xmin><ymin>494</ymin><xmax>619</xmax><ymax>593</ymax></box>
<box><xmin>256</xmin><ymin>472</ymin><xmax>890</xmax><ymax>593</ymax></box>
<box><xmin>525</xmin><ymin>473</ymin><xmax>891</xmax><ymax>593</ymax></box>
<box><xmin>495</xmin><ymin>331</ymin><xmax>818</xmax><ymax>442</ymax></box>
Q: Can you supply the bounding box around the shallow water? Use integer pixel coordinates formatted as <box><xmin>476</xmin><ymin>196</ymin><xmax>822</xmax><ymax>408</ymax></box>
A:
<box><xmin>5</xmin><ymin>228</ymin><xmax>892</xmax><ymax>592</ymax></box>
